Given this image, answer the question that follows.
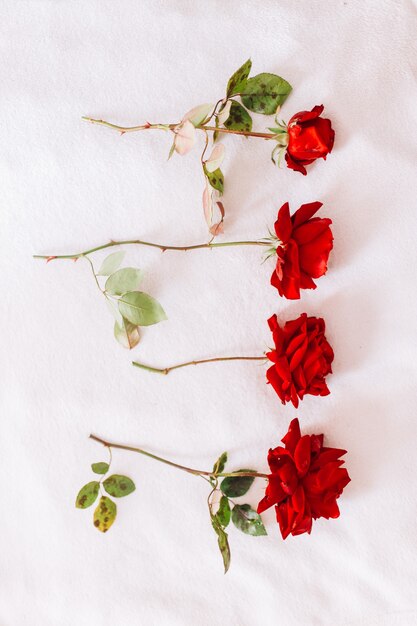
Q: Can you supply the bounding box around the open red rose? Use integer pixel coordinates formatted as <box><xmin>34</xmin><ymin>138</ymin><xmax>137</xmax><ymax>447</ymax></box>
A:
<box><xmin>266</xmin><ymin>313</ymin><xmax>333</xmax><ymax>407</ymax></box>
<box><xmin>285</xmin><ymin>105</ymin><xmax>334</xmax><ymax>175</ymax></box>
<box><xmin>257</xmin><ymin>418</ymin><xmax>350</xmax><ymax>539</ymax></box>
<box><xmin>271</xmin><ymin>201</ymin><xmax>333</xmax><ymax>299</ymax></box>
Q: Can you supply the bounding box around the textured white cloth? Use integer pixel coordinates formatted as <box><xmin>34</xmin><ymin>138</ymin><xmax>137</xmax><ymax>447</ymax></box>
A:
<box><xmin>2</xmin><ymin>1</ymin><xmax>417</xmax><ymax>624</ymax></box>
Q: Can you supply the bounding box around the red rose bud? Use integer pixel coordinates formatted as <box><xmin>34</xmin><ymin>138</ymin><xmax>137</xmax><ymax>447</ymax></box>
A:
<box><xmin>266</xmin><ymin>313</ymin><xmax>333</xmax><ymax>407</ymax></box>
<box><xmin>257</xmin><ymin>418</ymin><xmax>350</xmax><ymax>539</ymax></box>
<box><xmin>271</xmin><ymin>201</ymin><xmax>333</xmax><ymax>299</ymax></box>
<box><xmin>285</xmin><ymin>105</ymin><xmax>334</xmax><ymax>175</ymax></box>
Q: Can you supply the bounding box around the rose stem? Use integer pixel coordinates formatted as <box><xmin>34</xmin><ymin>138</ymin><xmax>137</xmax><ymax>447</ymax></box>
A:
<box><xmin>33</xmin><ymin>238</ymin><xmax>270</xmax><ymax>261</ymax></box>
<box><xmin>89</xmin><ymin>434</ymin><xmax>268</xmax><ymax>479</ymax></box>
<box><xmin>132</xmin><ymin>355</ymin><xmax>266</xmax><ymax>375</ymax></box>
<box><xmin>81</xmin><ymin>116</ymin><xmax>276</xmax><ymax>140</ymax></box>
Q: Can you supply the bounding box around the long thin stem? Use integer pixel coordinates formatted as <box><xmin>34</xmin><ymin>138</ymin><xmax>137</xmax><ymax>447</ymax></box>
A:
<box><xmin>89</xmin><ymin>434</ymin><xmax>269</xmax><ymax>479</ymax></box>
<box><xmin>132</xmin><ymin>355</ymin><xmax>266</xmax><ymax>375</ymax></box>
<box><xmin>203</xmin><ymin>125</ymin><xmax>275</xmax><ymax>139</ymax></box>
<box><xmin>82</xmin><ymin>117</ymin><xmax>276</xmax><ymax>140</ymax></box>
<box><xmin>33</xmin><ymin>238</ymin><xmax>271</xmax><ymax>261</ymax></box>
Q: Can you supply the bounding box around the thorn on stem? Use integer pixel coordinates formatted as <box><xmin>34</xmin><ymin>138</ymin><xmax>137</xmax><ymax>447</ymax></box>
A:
<box><xmin>46</xmin><ymin>256</ymin><xmax>57</xmax><ymax>263</ymax></box>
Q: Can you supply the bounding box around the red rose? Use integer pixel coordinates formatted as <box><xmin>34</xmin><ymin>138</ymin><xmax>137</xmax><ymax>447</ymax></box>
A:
<box><xmin>285</xmin><ymin>105</ymin><xmax>334</xmax><ymax>175</ymax></box>
<box><xmin>271</xmin><ymin>201</ymin><xmax>333</xmax><ymax>300</ymax></box>
<box><xmin>266</xmin><ymin>313</ymin><xmax>333</xmax><ymax>408</ymax></box>
<box><xmin>257</xmin><ymin>418</ymin><xmax>350</xmax><ymax>539</ymax></box>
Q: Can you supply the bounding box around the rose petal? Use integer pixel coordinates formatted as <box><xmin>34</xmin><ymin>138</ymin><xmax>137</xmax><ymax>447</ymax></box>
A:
<box><xmin>292</xmin><ymin>202</ymin><xmax>323</xmax><ymax>228</ymax></box>
<box><xmin>274</xmin><ymin>202</ymin><xmax>292</xmax><ymax>242</ymax></box>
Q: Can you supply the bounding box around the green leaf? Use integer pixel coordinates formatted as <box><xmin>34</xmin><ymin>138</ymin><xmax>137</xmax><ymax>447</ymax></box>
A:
<box><xmin>97</xmin><ymin>251</ymin><xmax>125</xmax><ymax>276</ymax></box>
<box><xmin>213</xmin><ymin>451</ymin><xmax>228</xmax><ymax>474</ymax></box>
<box><xmin>227</xmin><ymin>58</ymin><xmax>252</xmax><ymax>97</ymax></box>
<box><xmin>167</xmin><ymin>141</ymin><xmax>176</xmax><ymax>160</ymax></box>
<box><xmin>91</xmin><ymin>462</ymin><xmax>109</xmax><ymax>475</ymax></box>
<box><xmin>114</xmin><ymin>318</ymin><xmax>141</xmax><ymax>349</ymax></box>
<box><xmin>224</xmin><ymin>101</ymin><xmax>252</xmax><ymax>133</ymax></box>
<box><xmin>75</xmin><ymin>481</ymin><xmax>100</xmax><ymax>509</ymax></box>
<box><xmin>241</xmin><ymin>73</ymin><xmax>292</xmax><ymax>115</ymax></box>
<box><xmin>213</xmin><ymin>119</ymin><xmax>219</xmax><ymax>144</ymax></box>
<box><xmin>118</xmin><ymin>291</ymin><xmax>167</xmax><ymax>326</ymax></box>
<box><xmin>106</xmin><ymin>297</ymin><xmax>123</xmax><ymax>325</ymax></box>
<box><xmin>93</xmin><ymin>496</ymin><xmax>117</xmax><ymax>533</ymax></box>
<box><xmin>220</xmin><ymin>470</ymin><xmax>255</xmax><ymax>497</ymax></box>
<box><xmin>212</xmin><ymin>516</ymin><xmax>231</xmax><ymax>573</ymax></box>
<box><xmin>105</xmin><ymin>268</ymin><xmax>144</xmax><ymax>296</ymax></box>
<box><xmin>216</xmin><ymin>496</ymin><xmax>231</xmax><ymax>528</ymax></box>
<box><xmin>103</xmin><ymin>474</ymin><xmax>136</xmax><ymax>498</ymax></box>
<box><xmin>204</xmin><ymin>167</ymin><xmax>224</xmax><ymax>194</ymax></box>
<box><xmin>231</xmin><ymin>504</ymin><xmax>267</xmax><ymax>536</ymax></box>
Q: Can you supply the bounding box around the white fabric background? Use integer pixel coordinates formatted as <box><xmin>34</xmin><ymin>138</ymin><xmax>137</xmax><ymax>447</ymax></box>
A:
<box><xmin>2</xmin><ymin>1</ymin><xmax>417</xmax><ymax>624</ymax></box>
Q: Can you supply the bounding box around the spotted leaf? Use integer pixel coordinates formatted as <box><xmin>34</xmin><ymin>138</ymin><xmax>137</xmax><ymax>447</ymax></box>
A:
<box><xmin>224</xmin><ymin>101</ymin><xmax>252</xmax><ymax>132</ymax></box>
<box><xmin>227</xmin><ymin>58</ymin><xmax>252</xmax><ymax>97</ymax></box>
<box><xmin>75</xmin><ymin>481</ymin><xmax>100</xmax><ymax>509</ymax></box>
<box><xmin>103</xmin><ymin>474</ymin><xmax>136</xmax><ymax>498</ymax></box>
<box><xmin>93</xmin><ymin>496</ymin><xmax>117</xmax><ymax>533</ymax></box>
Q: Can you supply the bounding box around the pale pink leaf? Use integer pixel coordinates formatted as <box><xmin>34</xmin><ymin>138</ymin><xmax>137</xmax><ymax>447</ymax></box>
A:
<box><xmin>205</xmin><ymin>143</ymin><xmax>225</xmax><ymax>173</ymax></box>
<box><xmin>174</xmin><ymin>120</ymin><xmax>196</xmax><ymax>155</ymax></box>
<box><xmin>217</xmin><ymin>100</ymin><xmax>232</xmax><ymax>126</ymax></box>
<box><xmin>209</xmin><ymin>222</ymin><xmax>224</xmax><ymax>236</ymax></box>
<box><xmin>183</xmin><ymin>103</ymin><xmax>214</xmax><ymax>127</ymax></box>
<box><xmin>202</xmin><ymin>181</ymin><xmax>213</xmax><ymax>227</ymax></box>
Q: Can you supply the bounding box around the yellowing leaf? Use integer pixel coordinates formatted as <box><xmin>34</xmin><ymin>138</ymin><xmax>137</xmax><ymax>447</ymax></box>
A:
<box><xmin>114</xmin><ymin>318</ymin><xmax>140</xmax><ymax>349</ymax></box>
<box><xmin>93</xmin><ymin>496</ymin><xmax>117</xmax><ymax>533</ymax></box>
